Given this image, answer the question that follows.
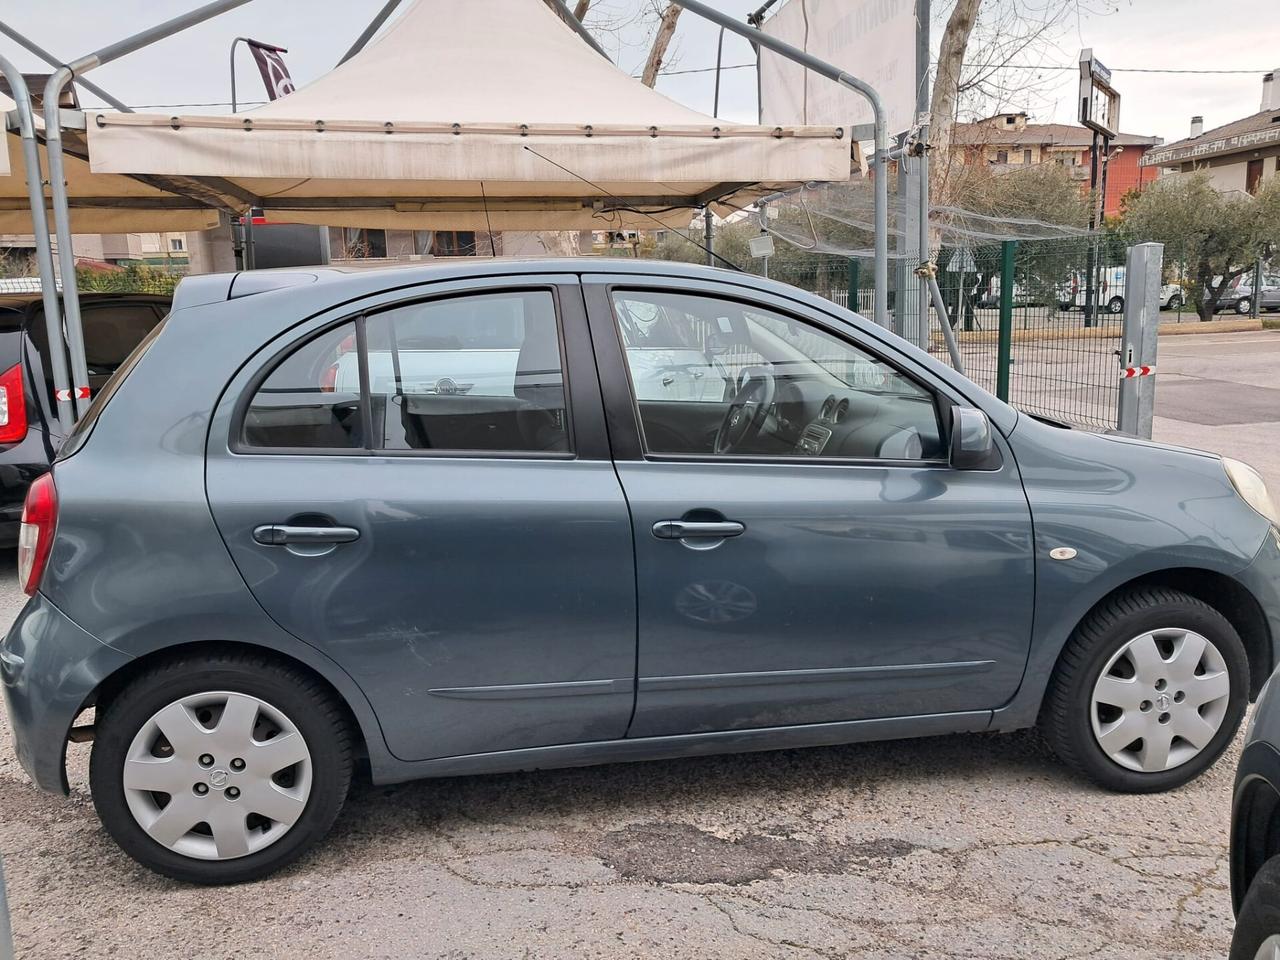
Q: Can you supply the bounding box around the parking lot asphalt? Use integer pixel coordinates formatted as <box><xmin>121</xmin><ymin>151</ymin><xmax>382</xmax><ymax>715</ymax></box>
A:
<box><xmin>2</xmin><ymin>331</ymin><xmax>1277</xmax><ymax>960</ymax></box>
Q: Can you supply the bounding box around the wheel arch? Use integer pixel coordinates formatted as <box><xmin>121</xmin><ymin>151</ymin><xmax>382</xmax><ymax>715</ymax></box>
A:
<box><xmin>80</xmin><ymin>639</ymin><xmax>385</xmax><ymax>775</ymax></box>
<box><xmin>1088</xmin><ymin>567</ymin><xmax>1273</xmax><ymax>700</ymax></box>
<box><xmin>1232</xmin><ymin>755</ymin><xmax>1280</xmax><ymax>914</ymax></box>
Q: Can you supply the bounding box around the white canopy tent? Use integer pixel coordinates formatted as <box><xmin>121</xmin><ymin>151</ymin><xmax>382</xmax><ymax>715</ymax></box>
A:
<box><xmin>1</xmin><ymin>93</ymin><xmax>219</xmax><ymax>234</ymax></box>
<box><xmin>86</xmin><ymin>0</ymin><xmax>853</xmax><ymax>230</ymax></box>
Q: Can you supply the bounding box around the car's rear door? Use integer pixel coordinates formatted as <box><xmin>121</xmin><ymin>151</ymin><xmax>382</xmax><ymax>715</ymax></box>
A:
<box><xmin>205</xmin><ymin>275</ymin><xmax>637</xmax><ymax>762</ymax></box>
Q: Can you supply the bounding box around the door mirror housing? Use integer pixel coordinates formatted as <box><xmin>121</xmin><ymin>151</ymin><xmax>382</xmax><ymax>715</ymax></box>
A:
<box><xmin>950</xmin><ymin>406</ymin><xmax>1002</xmax><ymax>471</ymax></box>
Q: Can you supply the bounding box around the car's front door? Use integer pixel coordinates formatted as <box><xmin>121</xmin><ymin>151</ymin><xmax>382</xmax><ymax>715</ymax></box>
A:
<box><xmin>584</xmin><ymin>278</ymin><xmax>1035</xmax><ymax>738</ymax></box>
<box><xmin>206</xmin><ymin>278</ymin><xmax>636</xmax><ymax>762</ymax></box>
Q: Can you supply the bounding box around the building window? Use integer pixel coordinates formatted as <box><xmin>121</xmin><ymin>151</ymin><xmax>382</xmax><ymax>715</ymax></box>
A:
<box><xmin>169</xmin><ymin>238</ymin><xmax>185</xmax><ymax>252</ymax></box>
<box><xmin>1023</xmin><ymin>148</ymin><xmax>1033</xmax><ymax>164</ymax></box>
<box><xmin>995</xmin><ymin>149</ymin><xmax>1009</xmax><ymax>164</ymax></box>
<box><xmin>431</xmin><ymin>231</ymin><xmax>477</xmax><ymax>257</ymax></box>
<box><xmin>1004</xmin><ymin>116</ymin><xmax>1015</xmax><ymax>125</ymax></box>
<box><xmin>342</xmin><ymin>228</ymin><xmax>388</xmax><ymax>259</ymax></box>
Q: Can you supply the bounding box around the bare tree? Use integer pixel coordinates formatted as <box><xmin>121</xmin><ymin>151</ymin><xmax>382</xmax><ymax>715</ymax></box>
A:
<box><xmin>930</xmin><ymin>0</ymin><xmax>982</xmax><ymax>197</ymax></box>
<box><xmin>641</xmin><ymin>3</ymin><xmax>682</xmax><ymax>87</ymax></box>
<box><xmin>573</xmin><ymin>0</ymin><xmax>591</xmax><ymax>19</ymax></box>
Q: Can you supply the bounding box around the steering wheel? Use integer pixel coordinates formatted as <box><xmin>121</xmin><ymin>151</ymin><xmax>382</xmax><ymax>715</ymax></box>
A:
<box><xmin>713</xmin><ymin>366</ymin><xmax>776</xmax><ymax>455</ymax></box>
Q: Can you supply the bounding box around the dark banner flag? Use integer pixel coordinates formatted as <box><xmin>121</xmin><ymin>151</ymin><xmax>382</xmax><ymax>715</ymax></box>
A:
<box><xmin>248</xmin><ymin>41</ymin><xmax>295</xmax><ymax>101</ymax></box>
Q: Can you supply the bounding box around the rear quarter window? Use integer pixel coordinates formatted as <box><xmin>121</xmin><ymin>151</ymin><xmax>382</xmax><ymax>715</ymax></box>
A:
<box><xmin>56</xmin><ymin>316</ymin><xmax>167</xmax><ymax>460</ymax></box>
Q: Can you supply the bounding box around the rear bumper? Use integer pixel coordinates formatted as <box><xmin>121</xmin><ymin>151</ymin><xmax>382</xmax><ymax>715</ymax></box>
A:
<box><xmin>0</xmin><ymin>592</ymin><xmax>132</xmax><ymax>794</ymax></box>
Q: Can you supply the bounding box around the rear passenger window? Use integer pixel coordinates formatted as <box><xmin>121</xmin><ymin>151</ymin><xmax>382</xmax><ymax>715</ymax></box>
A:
<box><xmin>363</xmin><ymin>291</ymin><xmax>569</xmax><ymax>453</ymax></box>
<box><xmin>242</xmin><ymin>321</ymin><xmax>363</xmax><ymax>449</ymax></box>
<box><xmin>238</xmin><ymin>290</ymin><xmax>570</xmax><ymax>455</ymax></box>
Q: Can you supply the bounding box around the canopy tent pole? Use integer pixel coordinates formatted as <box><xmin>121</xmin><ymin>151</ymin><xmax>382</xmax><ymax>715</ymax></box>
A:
<box><xmin>0</xmin><ymin>21</ymin><xmax>132</xmax><ymax>112</ymax></box>
<box><xmin>39</xmin><ymin>0</ymin><xmax>254</xmax><ymax>418</ymax></box>
<box><xmin>338</xmin><ymin>0</ymin><xmax>406</xmax><ymax>66</ymax></box>
<box><xmin>669</xmin><ymin>0</ymin><xmax>891</xmax><ymax>329</ymax></box>
<box><xmin>0</xmin><ymin>55</ymin><xmax>75</xmax><ymax>433</ymax></box>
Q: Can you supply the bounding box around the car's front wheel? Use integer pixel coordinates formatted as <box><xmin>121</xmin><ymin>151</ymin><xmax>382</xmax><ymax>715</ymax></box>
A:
<box><xmin>1238</xmin><ymin>297</ymin><xmax>1254</xmax><ymax>315</ymax></box>
<box><xmin>1230</xmin><ymin>856</ymin><xmax>1280</xmax><ymax>960</ymax></box>
<box><xmin>90</xmin><ymin>651</ymin><xmax>352</xmax><ymax>884</ymax></box>
<box><xmin>1040</xmin><ymin>587</ymin><xmax>1248</xmax><ymax>792</ymax></box>
<box><xmin>1107</xmin><ymin>296</ymin><xmax>1125</xmax><ymax>314</ymax></box>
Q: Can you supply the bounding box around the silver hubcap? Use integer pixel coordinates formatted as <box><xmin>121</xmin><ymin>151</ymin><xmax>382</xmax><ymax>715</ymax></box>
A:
<box><xmin>1090</xmin><ymin>628</ymin><xmax>1231</xmax><ymax>773</ymax></box>
<box><xmin>123</xmin><ymin>692</ymin><xmax>312</xmax><ymax>861</ymax></box>
<box><xmin>1255</xmin><ymin>936</ymin><xmax>1280</xmax><ymax>960</ymax></box>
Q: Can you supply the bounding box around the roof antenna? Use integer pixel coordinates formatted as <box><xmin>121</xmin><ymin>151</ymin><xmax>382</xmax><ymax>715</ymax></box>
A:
<box><xmin>521</xmin><ymin>143</ymin><xmax>744</xmax><ymax>271</ymax></box>
<box><xmin>479</xmin><ymin>181</ymin><xmax>498</xmax><ymax>257</ymax></box>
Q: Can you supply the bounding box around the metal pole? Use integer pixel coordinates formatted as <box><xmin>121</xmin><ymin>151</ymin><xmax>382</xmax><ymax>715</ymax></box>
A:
<box><xmin>1084</xmin><ymin>130</ymin><xmax>1100</xmax><ymax>329</ymax></box>
<box><xmin>0</xmin><ymin>856</ymin><xmax>13</xmax><ymax>960</ymax></box>
<box><xmin>669</xmin><ymin>0</ymin><xmax>891</xmax><ymax>329</ymax></box>
<box><xmin>0</xmin><ymin>56</ymin><xmax>75</xmax><ymax>433</ymax></box>
<box><xmin>996</xmin><ymin>240</ymin><xmax>1016</xmax><ymax>402</ymax></box>
<box><xmin>1117</xmin><ymin>242</ymin><xmax>1163</xmax><ymax>437</ymax></box>
<box><xmin>1252</xmin><ymin>258</ymin><xmax>1263</xmax><ymax>319</ymax></box>
<box><xmin>338</xmin><ymin>0</ymin><xmax>406</xmax><ymax>65</ymax></box>
<box><xmin>39</xmin><ymin>0</ymin><xmax>253</xmax><ymax>419</ymax></box>
<box><xmin>915</xmin><ymin>0</ymin><xmax>931</xmax><ymax>346</ymax></box>
<box><xmin>927</xmin><ymin>273</ymin><xmax>965</xmax><ymax>375</ymax></box>
<box><xmin>242</xmin><ymin>210</ymin><xmax>257</xmax><ymax>270</ymax></box>
<box><xmin>847</xmin><ymin>259</ymin><xmax>860</xmax><ymax>313</ymax></box>
<box><xmin>0</xmin><ymin>22</ymin><xmax>131</xmax><ymax>112</ymax></box>
<box><xmin>703</xmin><ymin>26</ymin><xmax>725</xmax><ymax>268</ymax></box>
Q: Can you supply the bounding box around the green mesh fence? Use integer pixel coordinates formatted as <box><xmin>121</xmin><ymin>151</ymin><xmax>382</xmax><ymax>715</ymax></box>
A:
<box><xmin>760</xmin><ymin>238</ymin><xmax>1140</xmax><ymax>432</ymax></box>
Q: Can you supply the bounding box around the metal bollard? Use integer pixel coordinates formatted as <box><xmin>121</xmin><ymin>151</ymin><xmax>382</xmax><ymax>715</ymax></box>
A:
<box><xmin>0</xmin><ymin>856</ymin><xmax>14</xmax><ymax>960</ymax></box>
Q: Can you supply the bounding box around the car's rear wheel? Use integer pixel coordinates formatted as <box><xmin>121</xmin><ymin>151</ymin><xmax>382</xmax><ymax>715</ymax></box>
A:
<box><xmin>1238</xmin><ymin>297</ymin><xmax>1254</xmax><ymax>315</ymax></box>
<box><xmin>1230</xmin><ymin>856</ymin><xmax>1280</xmax><ymax>960</ymax></box>
<box><xmin>1107</xmin><ymin>296</ymin><xmax>1125</xmax><ymax>314</ymax></box>
<box><xmin>1040</xmin><ymin>587</ymin><xmax>1248</xmax><ymax>792</ymax></box>
<box><xmin>1168</xmin><ymin>294</ymin><xmax>1183</xmax><ymax>311</ymax></box>
<box><xmin>90</xmin><ymin>651</ymin><xmax>352</xmax><ymax>884</ymax></box>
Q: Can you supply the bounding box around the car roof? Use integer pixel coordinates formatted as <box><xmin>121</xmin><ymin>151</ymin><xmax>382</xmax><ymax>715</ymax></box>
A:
<box><xmin>175</xmin><ymin>257</ymin><xmax>792</xmax><ymax>312</ymax></box>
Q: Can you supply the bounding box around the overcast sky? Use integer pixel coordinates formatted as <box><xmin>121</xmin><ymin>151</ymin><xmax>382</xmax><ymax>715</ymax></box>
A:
<box><xmin>4</xmin><ymin>0</ymin><xmax>1277</xmax><ymax>146</ymax></box>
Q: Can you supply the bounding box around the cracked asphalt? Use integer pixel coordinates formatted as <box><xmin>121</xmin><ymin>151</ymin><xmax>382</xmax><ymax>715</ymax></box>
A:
<box><xmin>5</xmin><ymin>331</ymin><xmax>1278</xmax><ymax>959</ymax></box>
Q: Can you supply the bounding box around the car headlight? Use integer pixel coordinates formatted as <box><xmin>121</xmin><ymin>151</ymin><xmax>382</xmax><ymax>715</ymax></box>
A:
<box><xmin>1223</xmin><ymin>457</ymin><xmax>1280</xmax><ymax>527</ymax></box>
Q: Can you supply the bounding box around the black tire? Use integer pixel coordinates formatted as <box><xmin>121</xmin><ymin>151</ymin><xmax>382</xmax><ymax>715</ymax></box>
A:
<box><xmin>1107</xmin><ymin>296</ymin><xmax>1125</xmax><ymax>314</ymax></box>
<box><xmin>1039</xmin><ymin>586</ymin><xmax>1249</xmax><ymax>793</ymax></box>
<box><xmin>1229</xmin><ymin>855</ymin><xmax>1280</xmax><ymax>960</ymax></box>
<box><xmin>90</xmin><ymin>650</ymin><xmax>353</xmax><ymax>884</ymax></box>
<box><xmin>1168</xmin><ymin>294</ymin><xmax>1183</xmax><ymax>311</ymax></box>
<box><xmin>1238</xmin><ymin>298</ymin><xmax>1253</xmax><ymax>315</ymax></box>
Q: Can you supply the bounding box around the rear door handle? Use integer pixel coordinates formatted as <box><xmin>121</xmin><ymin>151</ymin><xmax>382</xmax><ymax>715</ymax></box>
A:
<box><xmin>652</xmin><ymin>520</ymin><xmax>745</xmax><ymax>540</ymax></box>
<box><xmin>253</xmin><ymin>524</ymin><xmax>361</xmax><ymax>546</ymax></box>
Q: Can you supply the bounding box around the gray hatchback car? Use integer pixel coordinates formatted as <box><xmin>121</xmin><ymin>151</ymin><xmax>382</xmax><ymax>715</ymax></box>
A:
<box><xmin>4</xmin><ymin>259</ymin><xmax>1280</xmax><ymax>884</ymax></box>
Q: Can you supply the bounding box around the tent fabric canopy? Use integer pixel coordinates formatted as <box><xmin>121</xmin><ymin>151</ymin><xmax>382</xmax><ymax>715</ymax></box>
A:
<box><xmin>87</xmin><ymin>0</ymin><xmax>852</xmax><ymax>229</ymax></box>
<box><xmin>1</xmin><ymin>94</ymin><xmax>219</xmax><ymax>233</ymax></box>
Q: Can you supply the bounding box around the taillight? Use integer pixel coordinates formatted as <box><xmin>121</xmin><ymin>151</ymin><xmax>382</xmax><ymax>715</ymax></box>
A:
<box><xmin>0</xmin><ymin>362</ymin><xmax>28</xmax><ymax>444</ymax></box>
<box><xmin>18</xmin><ymin>472</ymin><xmax>56</xmax><ymax>596</ymax></box>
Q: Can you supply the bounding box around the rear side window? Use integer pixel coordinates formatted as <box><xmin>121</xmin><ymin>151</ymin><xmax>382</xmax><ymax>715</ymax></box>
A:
<box><xmin>241</xmin><ymin>321</ymin><xmax>363</xmax><ymax>450</ymax></box>
<box><xmin>238</xmin><ymin>290</ymin><xmax>570</xmax><ymax>455</ymax></box>
<box><xmin>28</xmin><ymin>301</ymin><xmax>165</xmax><ymax>410</ymax></box>
<box><xmin>58</xmin><ymin>316</ymin><xmax>167</xmax><ymax>460</ymax></box>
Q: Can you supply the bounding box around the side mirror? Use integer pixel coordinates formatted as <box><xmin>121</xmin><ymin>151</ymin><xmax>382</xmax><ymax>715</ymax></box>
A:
<box><xmin>950</xmin><ymin>406</ymin><xmax>1002</xmax><ymax>471</ymax></box>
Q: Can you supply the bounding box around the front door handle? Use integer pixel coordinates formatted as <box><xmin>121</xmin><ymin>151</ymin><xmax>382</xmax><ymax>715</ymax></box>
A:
<box><xmin>253</xmin><ymin>524</ymin><xmax>361</xmax><ymax>546</ymax></box>
<box><xmin>652</xmin><ymin>520</ymin><xmax>745</xmax><ymax>540</ymax></box>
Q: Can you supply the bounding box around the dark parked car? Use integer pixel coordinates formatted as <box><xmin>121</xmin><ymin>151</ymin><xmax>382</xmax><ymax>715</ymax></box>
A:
<box><xmin>1231</xmin><ymin>668</ymin><xmax>1280</xmax><ymax>959</ymax></box>
<box><xmin>3</xmin><ymin>260</ymin><xmax>1279</xmax><ymax>884</ymax></box>
<box><xmin>0</xmin><ymin>292</ymin><xmax>169</xmax><ymax>543</ymax></box>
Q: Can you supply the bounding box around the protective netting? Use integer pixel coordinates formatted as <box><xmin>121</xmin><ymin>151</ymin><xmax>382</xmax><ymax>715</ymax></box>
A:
<box><xmin>751</xmin><ymin>177</ymin><xmax>1094</xmax><ymax>260</ymax></box>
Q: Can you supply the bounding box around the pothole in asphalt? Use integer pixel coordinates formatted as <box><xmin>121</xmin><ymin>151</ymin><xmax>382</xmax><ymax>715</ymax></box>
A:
<box><xmin>595</xmin><ymin>821</ymin><xmax>919</xmax><ymax>885</ymax></box>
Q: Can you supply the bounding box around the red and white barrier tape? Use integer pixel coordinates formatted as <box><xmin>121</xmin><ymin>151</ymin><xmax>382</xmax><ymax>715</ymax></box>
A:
<box><xmin>1119</xmin><ymin>365</ymin><xmax>1156</xmax><ymax>379</ymax></box>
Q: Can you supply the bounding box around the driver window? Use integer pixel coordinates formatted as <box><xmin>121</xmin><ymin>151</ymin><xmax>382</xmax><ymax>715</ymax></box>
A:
<box><xmin>610</xmin><ymin>290</ymin><xmax>945</xmax><ymax>461</ymax></box>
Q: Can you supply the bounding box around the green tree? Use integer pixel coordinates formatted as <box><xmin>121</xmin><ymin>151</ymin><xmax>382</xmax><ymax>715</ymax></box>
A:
<box><xmin>1122</xmin><ymin>172</ymin><xmax>1280</xmax><ymax>321</ymax></box>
